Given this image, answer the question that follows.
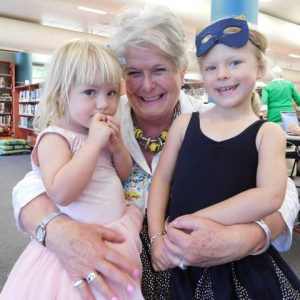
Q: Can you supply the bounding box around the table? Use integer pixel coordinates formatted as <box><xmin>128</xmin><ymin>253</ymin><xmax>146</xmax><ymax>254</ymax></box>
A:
<box><xmin>286</xmin><ymin>134</ymin><xmax>300</xmax><ymax>146</ymax></box>
<box><xmin>285</xmin><ymin>135</ymin><xmax>300</xmax><ymax>177</ymax></box>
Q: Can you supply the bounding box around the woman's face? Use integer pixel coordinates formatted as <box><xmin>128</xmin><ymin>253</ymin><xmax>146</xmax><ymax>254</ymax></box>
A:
<box><xmin>123</xmin><ymin>45</ymin><xmax>185</xmax><ymax>122</ymax></box>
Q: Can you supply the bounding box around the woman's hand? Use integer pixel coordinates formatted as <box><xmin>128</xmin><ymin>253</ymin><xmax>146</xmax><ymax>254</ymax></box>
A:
<box><xmin>46</xmin><ymin>217</ymin><xmax>141</xmax><ymax>300</ymax></box>
<box><xmin>164</xmin><ymin>215</ymin><xmax>265</xmax><ymax>268</ymax></box>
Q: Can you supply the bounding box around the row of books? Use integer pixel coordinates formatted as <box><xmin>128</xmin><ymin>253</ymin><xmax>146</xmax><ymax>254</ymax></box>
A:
<box><xmin>19</xmin><ymin>103</ymin><xmax>38</xmax><ymax>115</ymax></box>
<box><xmin>18</xmin><ymin>88</ymin><xmax>42</xmax><ymax>102</ymax></box>
<box><xmin>0</xmin><ymin>115</ymin><xmax>11</xmax><ymax>126</ymax></box>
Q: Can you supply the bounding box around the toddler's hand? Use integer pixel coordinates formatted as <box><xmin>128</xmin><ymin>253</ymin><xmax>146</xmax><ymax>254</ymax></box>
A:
<box><xmin>88</xmin><ymin>113</ymin><xmax>112</xmax><ymax>149</ymax></box>
<box><xmin>105</xmin><ymin>115</ymin><xmax>123</xmax><ymax>153</ymax></box>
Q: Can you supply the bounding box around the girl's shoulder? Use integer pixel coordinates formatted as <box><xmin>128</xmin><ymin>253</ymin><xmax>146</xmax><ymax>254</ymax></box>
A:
<box><xmin>37</xmin><ymin>126</ymin><xmax>87</xmax><ymax>152</ymax></box>
<box><xmin>174</xmin><ymin>112</ymin><xmax>193</xmax><ymax>126</ymax></box>
<box><xmin>257</xmin><ymin>121</ymin><xmax>286</xmax><ymax>147</ymax></box>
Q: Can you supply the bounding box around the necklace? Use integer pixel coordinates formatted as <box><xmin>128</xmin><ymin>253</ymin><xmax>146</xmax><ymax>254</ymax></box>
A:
<box><xmin>133</xmin><ymin>102</ymin><xmax>181</xmax><ymax>153</ymax></box>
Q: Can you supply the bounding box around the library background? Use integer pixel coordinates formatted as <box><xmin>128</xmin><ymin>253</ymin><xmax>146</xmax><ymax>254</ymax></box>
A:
<box><xmin>0</xmin><ymin>52</ymin><xmax>44</xmax><ymax>154</ymax></box>
<box><xmin>0</xmin><ymin>0</ymin><xmax>299</xmax><ymax>293</ymax></box>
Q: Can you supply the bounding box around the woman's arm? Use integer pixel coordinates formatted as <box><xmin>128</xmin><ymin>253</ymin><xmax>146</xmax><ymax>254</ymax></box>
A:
<box><xmin>193</xmin><ymin>123</ymin><xmax>287</xmax><ymax>224</ymax></box>
<box><xmin>272</xmin><ymin>177</ymin><xmax>299</xmax><ymax>251</ymax></box>
<box><xmin>164</xmin><ymin>211</ymin><xmax>286</xmax><ymax>269</ymax></box>
<box><xmin>16</xmin><ymin>190</ymin><xmax>141</xmax><ymax>300</ymax></box>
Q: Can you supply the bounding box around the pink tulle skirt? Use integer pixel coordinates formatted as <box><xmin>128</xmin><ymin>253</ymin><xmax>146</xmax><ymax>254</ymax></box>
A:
<box><xmin>1</xmin><ymin>207</ymin><xmax>144</xmax><ymax>299</ymax></box>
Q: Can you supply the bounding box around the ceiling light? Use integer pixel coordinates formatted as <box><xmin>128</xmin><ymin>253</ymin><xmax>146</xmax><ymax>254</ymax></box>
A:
<box><xmin>289</xmin><ymin>53</ymin><xmax>300</xmax><ymax>58</ymax></box>
<box><xmin>260</xmin><ymin>0</ymin><xmax>272</xmax><ymax>3</ymax></box>
<box><xmin>78</xmin><ymin>6</ymin><xmax>107</xmax><ymax>15</ymax></box>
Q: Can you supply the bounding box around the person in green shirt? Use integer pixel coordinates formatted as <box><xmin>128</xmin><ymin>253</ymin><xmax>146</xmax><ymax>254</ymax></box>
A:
<box><xmin>261</xmin><ymin>66</ymin><xmax>300</xmax><ymax>124</ymax></box>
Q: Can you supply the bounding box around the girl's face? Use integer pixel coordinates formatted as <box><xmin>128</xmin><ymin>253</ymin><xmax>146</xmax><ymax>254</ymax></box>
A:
<box><xmin>123</xmin><ymin>45</ymin><xmax>185</xmax><ymax>123</ymax></box>
<box><xmin>200</xmin><ymin>42</ymin><xmax>264</xmax><ymax>110</ymax></box>
<box><xmin>66</xmin><ymin>82</ymin><xmax>120</xmax><ymax>132</ymax></box>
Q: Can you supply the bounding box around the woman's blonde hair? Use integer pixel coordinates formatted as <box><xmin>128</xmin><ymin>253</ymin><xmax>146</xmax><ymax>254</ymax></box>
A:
<box><xmin>109</xmin><ymin>5</ymin><xmax>188</xmax><ymax>71</ymax></box>
<box><xmin>35</xmin><ymin>38</ymin><xmax>122</xmax><ymax>130</ymax></box>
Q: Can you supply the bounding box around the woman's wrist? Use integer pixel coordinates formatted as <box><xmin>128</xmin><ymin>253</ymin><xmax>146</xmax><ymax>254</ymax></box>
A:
<box><xmin>45</xmin><ymin>214</ymin><xmax>73</xmax><ymax>250</ymax></box>
<box><xmin>251</xmin><ymin>219</ymin><xmax>271</xmax><ymax>255</ymax></box>
<box><xmin>232</xmin><ymin>223</ymin><xmax>266</xmax><ymax>257</ymax></box>
<box><xmin>20</xmin><ymin>194</ymin><xmax>59</xmax><ymax>236</ymax></box>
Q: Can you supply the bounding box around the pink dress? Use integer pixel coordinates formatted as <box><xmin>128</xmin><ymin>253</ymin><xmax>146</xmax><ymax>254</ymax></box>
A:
<box><xmin>1</xmin><ymin>126</ymin><xmax>144</xmax><ymax>300</ymax></box>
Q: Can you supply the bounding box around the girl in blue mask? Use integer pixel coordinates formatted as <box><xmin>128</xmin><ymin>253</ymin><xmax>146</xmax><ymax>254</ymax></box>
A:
<box><xmin>148</xmin><ymin>18</ymin><xmax>300</xmax><ymax>299</ymax></box>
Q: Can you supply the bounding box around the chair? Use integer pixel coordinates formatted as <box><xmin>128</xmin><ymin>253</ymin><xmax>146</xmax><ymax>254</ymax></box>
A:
<box><xmin>285</xmin><ymin>141</ymin><xmax>300</xmax><ymax>179</ymax></box>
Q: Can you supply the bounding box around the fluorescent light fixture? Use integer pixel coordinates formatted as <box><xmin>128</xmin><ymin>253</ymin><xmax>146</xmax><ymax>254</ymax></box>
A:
<box><xmin>260</xmin><ymin>0</ymin><xmax>272</xmax><ymax>3</ymax></box>
<box><xmin>78</xmin><ymin>6</ymin><xmax>107</xmax><ymax>15</ymax></box>
<box><xmin>289</xmin><ymin>53</ymin><xmax>300</xmax><ymax>58</ymax></box>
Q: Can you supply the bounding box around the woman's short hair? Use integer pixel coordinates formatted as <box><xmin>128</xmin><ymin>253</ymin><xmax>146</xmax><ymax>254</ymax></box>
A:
<box><xmin>109</xmin><ymin>5</ymin><xmax>188</xmax><ymax>70</ymax></box>
<box><xmin>36</xmin><ymin>38</ymin><xmax>122</xmax><ymax>130</ymax></box>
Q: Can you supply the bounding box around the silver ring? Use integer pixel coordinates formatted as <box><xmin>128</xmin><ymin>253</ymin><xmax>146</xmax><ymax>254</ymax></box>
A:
<box><xmin>72</xmin><ymin>279</ymin><xmax>85</xmax><ymax>288</ymax></box>
<box><xmin>178</xmin><ymin>259</ymin><xmax>187</xmax><ymax>270</ymax></box>
<box><xmin>86</xmin><ymin>271</ymin><xmax>98</xmax><ymax>284</ymax></box>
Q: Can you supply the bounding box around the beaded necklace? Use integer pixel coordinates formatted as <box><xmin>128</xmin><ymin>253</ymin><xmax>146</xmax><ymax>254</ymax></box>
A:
<box><xmin>134</xmin><ymin>103</ymin><xmax>181</xmax><ymax>153</ymax></box>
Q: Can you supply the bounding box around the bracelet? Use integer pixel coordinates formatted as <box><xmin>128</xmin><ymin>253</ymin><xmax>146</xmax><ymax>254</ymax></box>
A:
<box><xmin>36</xmin><ymin>211</ymin><xmax>67</xmax><ymax>246</ymax></box>
<box><xmin>149</xmin><ymin>230</ymin><xmax>166</xmax><ymax>247</ymax></box>
<box><xmin>251</xmin><ymin>219</ymin><xmax>271</xmax><ymax>255</ymax></box>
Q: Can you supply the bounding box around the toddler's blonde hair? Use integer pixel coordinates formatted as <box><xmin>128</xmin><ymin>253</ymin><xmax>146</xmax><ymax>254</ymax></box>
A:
<box><xmin>35</xmin><ymin>39</ymin><xmax>122</xmax><ymax>130</ymax></box>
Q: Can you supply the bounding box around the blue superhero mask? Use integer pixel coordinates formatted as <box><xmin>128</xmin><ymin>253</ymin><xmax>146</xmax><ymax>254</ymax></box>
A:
<box><xmin>195</xmin><ymin>17</ymin><xmax>249</xmax><ymax>57</ymax></box>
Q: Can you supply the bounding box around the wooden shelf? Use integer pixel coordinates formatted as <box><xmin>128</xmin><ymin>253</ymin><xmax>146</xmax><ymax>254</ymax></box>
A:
<box><xmin>0</xmin><ymin>61</ymin><xmax>14</xmax><ymax>138</ymax></box>
<box><xmin>13</xmin><ymin>83</ymin><xmax>42</xmax><ymax>144</ymax></box>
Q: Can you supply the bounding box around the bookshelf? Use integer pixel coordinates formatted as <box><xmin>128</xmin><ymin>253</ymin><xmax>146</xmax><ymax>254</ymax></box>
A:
<box><xmin>13</xmin><ymin>83</ymin><xmax>42</xmax><ymax>145</ymax></box>
<box><xmin>0</xmin><ymin>61</ymin><xmax>15</xmax><ymax>138</ymax></box>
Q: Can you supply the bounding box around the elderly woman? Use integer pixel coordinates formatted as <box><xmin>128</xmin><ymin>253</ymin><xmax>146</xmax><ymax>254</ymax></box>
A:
<box><xmin>12</xmin><ymin>6</ymin><xmax>299</xmax><ymax>300</ymax></box>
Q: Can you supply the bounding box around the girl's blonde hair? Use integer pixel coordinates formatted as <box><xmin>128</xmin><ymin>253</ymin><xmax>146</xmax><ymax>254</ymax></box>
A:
<box><xmin>249</xmin><ymin>28</ymin><xmax>268</xmax><ymax>116</ymax></box>
<box><xmin>35</xmin><ymin>38</ymin><xmax>122</xmax><ymax>130</ymax></box>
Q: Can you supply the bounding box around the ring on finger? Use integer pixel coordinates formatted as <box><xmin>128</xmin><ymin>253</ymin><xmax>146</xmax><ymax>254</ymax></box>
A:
<box><xmin>73</xmin><ymin>279</ymin><xmax>86</xmax><ymax>288</ymax></box>
<box><xmin>178</xmin><ymin>259</ymin><xmax>187</xmax><ymax>270</ymax></box>
<box><xmin>86</xmin><ymin>271</ymin><xmax>98</xmax><ymax>284</ymax></box>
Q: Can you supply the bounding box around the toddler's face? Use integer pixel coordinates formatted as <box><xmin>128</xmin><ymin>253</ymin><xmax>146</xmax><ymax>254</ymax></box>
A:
<box><xmin>67</xmin><ymin>82</ymin><xmax>120</xmax><ymax>130</ymax></box>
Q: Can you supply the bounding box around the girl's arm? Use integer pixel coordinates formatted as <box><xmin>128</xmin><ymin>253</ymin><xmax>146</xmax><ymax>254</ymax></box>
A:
<box><xmin>147</xmin><ymin>114</ymin><xmax>189</xmax><ymax>238</ymax></box>
<box><xmin>147</xmin><ymin>114</ymin><xmax>189</xmax><ymax>270</ymax></box>
<box><xmin>112</xmin><ymin>143</ymin><xmax>132</xmax><ymax>182</ymax></box>
<box><xmin>38</xmin><ymin>114</ymin><xmax>113</xmax><ymax>206</ymax></box>
<box><xmin>106</xmin><ymin>115</ymin><xmax>132</xmax><ymax>181</ymax></box>
<box><xmin>193</xmin><ymin>122</ymin><xmax>287</xmax><ymax>225</ymax></box>
<box><xmin>38</xmin><ymin>132</ymin><xmax>103</xmax><ymax>206</ymax></box>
